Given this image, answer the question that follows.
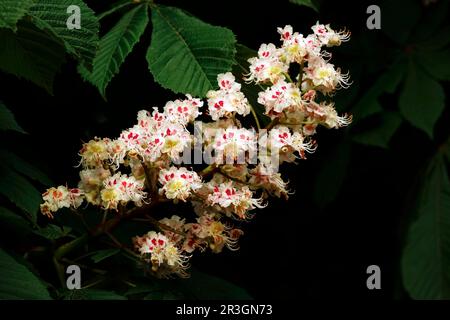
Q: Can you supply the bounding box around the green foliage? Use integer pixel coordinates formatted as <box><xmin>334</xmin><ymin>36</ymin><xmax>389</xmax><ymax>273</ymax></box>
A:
<box><xmin>29</xmin><ymin>0</ymin><xmax>99</xmax><ymax>68</ymax></box>
<box><xmin>0</xmin><ymin>0</ymin><xmax>33</xmax><ymax>31</ymax></box>
<box><xmin>0</xmin><ymin>249</ymin><xmax>52</xmax><ymax>299</ymax></box>
<box><xmin>418</xmin><ymin>48</ymin><xmax>450</xmax><ymax>81</ymax></box>
<box><xmin>399</xmin><ymin>61</ymin><xmax>445</xmax><ymax>139</ymax></box>
<box><xmin>289</xmin><ymin>0</ymin><xmax>319</xmax><ymax>12</ymax></box>
<box><xmin>353</xmin><ymin>112</ymin><xmax>403</xmax><ymax>149</ymax></box>
<box><xmin>147</xmin><ymin>6</ymin><xmax>236</xmax><ymax>98</ymax></box>
<box><xmin>34</xmin><ymin>224</ymin><xmax>72</xmax><ymax>240</ymax></box>
<box><xmin>0</xmin><ymin>206</ymin><xmax>33</xmax><ymax>237</ymax></box>
<box><xmin>63</xmin><ymin>289</ymin><xmax>126</xmax><ymax>300</ymax></box>
<box><xmin>178</xmin><ymin>269</ymin><xmax>253</xmax><ymax>300</ymax></box>
<box><xmin>79</xmin><ymin>4</ymin><xmax>149</xmax><ymax>97</ymax></box>
<box><xmin>0</xmin><ymin>101</ymin><xmax>26</xmax><ymax>133</ymax></box>
<box><xmin>0</xmin><ymin>149</ymin><xmax>54</xmax><ymax>186</ymax></box>
<box><xmin>0</xmin><ymin>162</ymin><xmax>43</xmax><ymax>222</ymax></box>
<box><xmin>401</xmin><ymin>153</ymin><xmax>450</xmax><ymax>299</ymax></box>
<box><xmin>381</xmin><ymin>0</ymin><xmax>421</xmax><ymax>45</ymax></box>
<box><xmin>90</xmin><ymin>248</ymin><xmax>121</xmax><ymax>263</ymax></box>
<box><xmin>313</xmin><ymin>139</ymin><xmax>351</xmax><ymax>208</ymax></box>
<box><xmin>0</xmin><ymin>21</ymin><xmax>66</xmax><ymax>93</ymax></box>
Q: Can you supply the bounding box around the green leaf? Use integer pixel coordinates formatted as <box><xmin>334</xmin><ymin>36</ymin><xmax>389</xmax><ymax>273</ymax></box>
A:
<box><xmin>401</xmin><ymin>154</ymin><xmax>450</xmax><ymax>299</ymax></box>
<box><xmin>0</xmin><ymin>248</ymin><xmax>52</xmax><ymax>299</ymax></box>
<box><xmin>62</xmin><ymin>289</ymin><xmax>127</xmax><ymax>300</ymax></box>
<box><xmin>352</xmin><ymin>111</ymin><xmax>403</xmax><ymax>148</ymax></box>
<box><xmin>0</xmin><ymin>206</ymin><xmax>33</xmax><ymax>237</ymax></box>
<box><xmin>0</xmin><ymin>101</ymin><xmax>26</xmax><ymax>133</ymax></box>
<box><xmin>29</xmin><ymin>0</ymin><xmax>99</xmax><ymax>68</ymax></box>
<box><xmin>0</xmin><ymin>149</ymin><xmax>54</xmax><ymax>186</ymax></box>
<box><xmin>147</xmin><ymin>5</ymin><xmax>236</xmax><ymax>98</ymax></box>
<box><xmin>179</xmin><ymin>269</ymin><xmax>252</xmax><ymax>300</ymax></box>
<box><xmin>0</xmin><ymin>0</ymin><xmax>33</xmax><ymax>31</ymax></box>
<box><xmin>352</xmin><ymin>59</ymin><xmax>406</xmax><ymax>123</ymax></box>
<box><xmin>0</xmin><ymin>21</ymin><xmax>66</xmax><ymax>93</ymax></box>
<box><xmin>381</xmin><ymin>0</ymin><xmax>421</xmax><ymax>45</ymax></box>
<box><xmin>399</xmin><ymin>61</ymin><xmax>445</xmax><ymax>138</ymax></box>
<box><xmin>0</xmin><ymin>163</ymin><xmax>42</xmax><ymax>221</ymax></box>
<box><xmin>417</xmin><ymin>48</ymin><xmax>450</xmax><ymax>81</ymax></box>
<box><xmin>34</xmin><ymin>224</ymin><xmax>72</xmax><ymax>240</ymax></box>
<box><xmin>313</xmin><ymin>139</ymin><xmax>351</xmax><ymax>208</ymax></box>
<box><xmin>79</xmin><ymin>4</ymin><xmax>149</xmax><ymax>97</ymax></box>
<box><xmin>90</xmin><ymin>248</ymin><xmax>120</xmax><ymax>263</ymax></box>
<box><xmin>83</xmin><ymin>289</ymin><xmax>127</xmax><ymax>300</ymax></box>
<box><xmin>289</xmin><ymin>0</ymin><xmax>319</xmax><ymax>12</ymax></box>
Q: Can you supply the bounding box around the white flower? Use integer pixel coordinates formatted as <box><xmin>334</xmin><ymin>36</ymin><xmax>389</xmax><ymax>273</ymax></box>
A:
<box><xmin>100</xmin><ymin>173</ymin><xmax>146</xmax><ymax>210</ymax></box>
<box><xmin>304</xmin><ymin>57</ymin><xmax>351</xmax><ymax>94</ymax></box>
<box><xmin>207</xmin><ymin>180</ymin><xmax>265</xmax><ymax>219</ymax></box>
<box><xmin>257</xmin><ymin>79</ymin><xmax>302</xmax><ymax>117</ymax></box>
<box><xmin>206</xmin><ymin>72</ymin><xmax>250</xmax><ymax>120</ymax></box>
<box><xmin>163</xmin><ymin>94</ymin><xmax>202</xmax><ymax>125</ymax></box>
<box><xmin>134</xmin><ymin>231</ymin><xmax>189</xmax><ymax>272</ymax></box>
<box><xmin>268</xmin><ymin>126</ymin><xmax>317</xmax><ymax>162</ymax></box>
<box><xmin>249</xmin><ymin>164</ymin><xmax>290</xmax><ymax>198</ymax></box>
<box><xmin>79</xmin><ymin>137</ymin><xmax>110</xmax><ymax>168</ymax></box>
<box><xmin>159</xmin><ymin>167</ymin><xmax>202</xmax><ymax>201</ymax></box>
<box><xmin>40</xmin><ymin>186</ymin><xmax>84</xmax><ymax>218</ymax></box>
<box><xmin>246</xmin><ymin>44</ymin><xmax>288</xmax><ymax>84</ymax></box>
<box><xmin>311</xmin><ymin>22</ymin><xmax>350</xmax><ymax>47</ymax></box>
<box><xmin>212</xmin><ymin>127</ymin><xmax>257</xmax><ymax>164</ymax></box>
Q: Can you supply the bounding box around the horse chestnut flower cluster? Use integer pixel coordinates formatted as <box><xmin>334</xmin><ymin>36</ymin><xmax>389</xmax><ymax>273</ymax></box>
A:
<box><xmin>41</xmin><ymin>23</ymin><xmax>351</xmax><ymax>278</ymax></box>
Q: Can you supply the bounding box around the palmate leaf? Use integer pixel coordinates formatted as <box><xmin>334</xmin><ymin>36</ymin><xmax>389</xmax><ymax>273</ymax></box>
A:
<box><xmin>147</xmin><ymin>5</ymin><xmax>236</xmax><ymax>98</ymax></box>
<box><xmin>29</xmin><ymin>0</ymin><xmax>99</xmax><ymax>68</ymax></box>
<box><xmin>0</xmin><ymin>101</ymin><xmax>26</xmax><ymax>133</ymax></box>
<box><xmin>0</xmin><ymin>163</ymin><xmax>42</xmax><ymax>222</ymax></box>
<box><xmin>289</xmin><ymin>0</ymin><xmax>319</xmax><ymax>12</ymax></box>
<box><xmin>0</xmin><ymin>249</ymin><xmax>52</xmax><ymax>299</ymax></box>
<box><xmin>401</xmin><ymin>154</ymin><xmax>450</xmax><ymax>299</ymax></box>
<box><xmin>0</xmin><ymin>21</ymin><xmax>66</xmax><ymax>93</ymax></box>
<box><xmin>90</xmin><ymin>248</ymin><xmax>120</xmax><ymax>263</ymax></box>
<box><xmin>79</xmin><ymin>4</ymin><xmax>149</xmax><ymax>97</ymax></box>
<box><xmin>0</xmin><ymin>149</ymin><xmax>54</xmax><ymax>186</ymax></box>
<box><xmin>0</xmin><ymin>0</ymin><xmax>33</xmax><ymax>31</ymax></box>
<box><xmin>399</xmin><ymin>61</ymin><xmax>445</xmax><ymax>139</ymax></box>
<box><xmin>352</xmin><ymin>111</ymin><xmax>403</xmax><ymax>149</ymax></box>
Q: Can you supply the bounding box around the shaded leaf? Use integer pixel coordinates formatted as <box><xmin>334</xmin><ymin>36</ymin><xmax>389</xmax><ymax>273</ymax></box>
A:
<box><xmin>352</xmin><ymin>59</ymin><xmax>406</xmax><ymax>123</ymax></box>
<box><xmin>62</xmin><ymin>289</ymin><xmax>126</xmax><ymax>300</ymax></box>
<box><xmin>399</xmin><ymin>61</ymin><xmax>445</xmax><ymax>138</ymax></box>
<box><xmin>289</xmin><ymin>0</ymin><xmax>319</xmax><ymax>12</ymax></box>
<box><xmin>381</xmin><ymin>0</ymin><xmax>421</xmax><ymax>45</ymax></box>
<box><xmin>0</xmin><ymin>0</ymin><xmax>33</xmax><ymax>31</ymax></box>
<box><xmin>0</xmin><ymin>206</ymin><xmax>33</xmax><ymax>237</ymax></box>
<box><xmin>79</xmin><ymin>4</ymin><xmax>149</xmax><ymax>97</ymax></box>
<box><xmin>0</xmin><ymin>163</ymin><xmax>42</xmax><ymax>221</ymax></box>
<box><xmin>417</xmin><ymin>48</ymin><xmax>450</xmax><ymax>81</ymax></box>
<box><xmin>401</xmin><ymin>154</ymin><xmax>450</xmax><ymax>299</ymax></box>
<box><xmin>147</xmin><ymin>5</ymin><xmax>236</xmax><ymax>98</ymax></box>
<box><xmin>178</xmin><ymin>269</ymin><xmax>252</xmax><ymax>300</ymax></box>
<box><xmin>29</xmin><ymin>0</ymin><xmax>99</xmax><ymax>68</ymax></box>
<box><xmin>313</xmin><ymin>139</ymin><xmax>351</xmax><ymax>208</ymax></box>
<box><xmin>90</xmin><ymin>248</ymin><xmax>120</xmax><ymax>263</ymax></box>
<box><xmin>0</xmin><ymin>149</ymin><xmax>54</xmax><ymax>186</ymax></box>
<box><xmin>0</xmin><ymin>21</ymin><xmax>66</xmax><ymax>93</ymax></box>
<box><xmin>352</xmin><ymin>111</ymin><xmax>403</xmax><ymax>148</ymax></box>
<box><xmin>0</xmin><ymin>248</ymin><xmax>52</xmax><ymax>299</ymax></box>
<box><xmin>34</xmin><ymin>224</ymin><xmax>72</xmax><ymax>240</ymax></box>
<box><xmin>0</xmin><ymin>101</ymin><xmax>26</xmax><ymax>133</ymax></box>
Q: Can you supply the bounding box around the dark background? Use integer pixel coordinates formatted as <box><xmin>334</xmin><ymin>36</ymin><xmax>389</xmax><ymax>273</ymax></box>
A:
<box><xmin>1</xmin><ymin>0</ymin><xmax>448</xmax><ymax>299</ymax></box>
